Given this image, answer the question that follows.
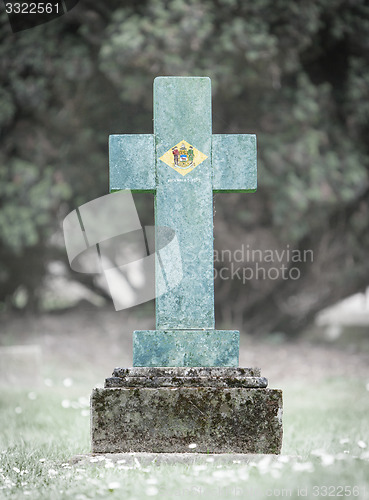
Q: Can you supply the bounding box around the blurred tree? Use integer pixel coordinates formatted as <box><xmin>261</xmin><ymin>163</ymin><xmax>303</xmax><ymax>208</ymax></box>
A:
<box><xmin>0</xmin><ymin>0</ymin><xmax>368</xmax><ymax>333</ymax></box>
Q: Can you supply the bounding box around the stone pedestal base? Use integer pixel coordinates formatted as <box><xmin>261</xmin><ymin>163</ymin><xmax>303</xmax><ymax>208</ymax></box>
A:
<box><xmin>133</xmin><ymin>330</ymin><xmax>240</xmax><ymax>367</ymax></box>
<box><xmin>91</xmin><ymin>368</ymin><xmax>283</xmax><ymax>454</ymax></box>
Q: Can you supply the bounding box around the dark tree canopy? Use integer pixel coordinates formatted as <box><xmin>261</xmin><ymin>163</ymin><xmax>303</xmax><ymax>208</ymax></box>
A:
<box><xmin>0</xmin><ymin>0</ymin><xmax>368</xmax><ymax>334</ymax></box>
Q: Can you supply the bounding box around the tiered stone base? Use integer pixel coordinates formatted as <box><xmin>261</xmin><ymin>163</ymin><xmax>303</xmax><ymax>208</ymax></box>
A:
<box><xmin>91</xmin><ymin>368</ymin><xmax>283</xmax><ymax>454</ymax></box>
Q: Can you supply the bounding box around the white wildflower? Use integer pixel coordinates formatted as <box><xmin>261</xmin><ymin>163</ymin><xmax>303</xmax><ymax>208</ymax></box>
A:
<box><xmin>256</xmin><ymin>455</ymin><xmax>272</xmax><ymax>473</ymax></box>
<box><xmin>238</xmin><ymin>468</ymin><xmax>249</xmax><ymax>481</ymax></box>
<box><xmin>271</xmin><ymin>468</ymin><xmax>281</xmax><ymax>479</ymax></box>
<box><xmin>146</xmin><ymin>486</ymin><xmax>158</xmax><ymax>496</ymax></box>
<box><xmin>292</xmin><ymin>462</ymin><xmax>314</xmax><ymax>472</ymax></box>
<box><xmin>188</xmin><ymin>443</ymin><xmax>197</xmax><ymax>449</ymax></box>
<box><xmin>108</xmin><ymin>482</ymin><xmax>121</xmax><ymax>490</ymax></box>
<box><xmin>63</xmin><ymin>378</ymin><xmax>73</xmax><ymax>387</ymax></box>
<box><xmin>321</xmin><ymin>454</ymin><xmax>335</xmax><ymax>466</ymax></box>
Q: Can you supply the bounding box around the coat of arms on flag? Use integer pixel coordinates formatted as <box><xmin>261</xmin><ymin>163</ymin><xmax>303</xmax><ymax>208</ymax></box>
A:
<box><xmin>160</xmin><ymin>139</ymin><xmax>208</xmax><ymax>176</ymax></box>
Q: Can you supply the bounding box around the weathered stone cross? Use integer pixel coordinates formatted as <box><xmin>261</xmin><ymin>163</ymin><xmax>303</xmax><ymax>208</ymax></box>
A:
<box><xmin>109</xmin><ymin>77</ymin><xmax>256</xmax><ymax>367</ymax></box>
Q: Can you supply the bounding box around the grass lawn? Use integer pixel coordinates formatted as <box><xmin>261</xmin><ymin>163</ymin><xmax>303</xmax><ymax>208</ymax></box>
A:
<box><xmin>1</xmin><ymin>376</ymin><xmax>369</xmax><ymax>499</ymax></box>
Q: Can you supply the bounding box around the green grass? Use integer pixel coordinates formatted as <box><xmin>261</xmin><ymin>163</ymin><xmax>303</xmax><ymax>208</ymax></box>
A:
<box><xmin>0</xmin><ymin>378</ymin><xmax>369</xmax><ymax>499</ymax></box>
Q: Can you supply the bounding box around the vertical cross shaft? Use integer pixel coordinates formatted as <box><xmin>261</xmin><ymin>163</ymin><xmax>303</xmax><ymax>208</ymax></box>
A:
<box><xmin>154</xmin><ymin>77</ymin><xmax>214</xmax><ymax>330</ymax></box>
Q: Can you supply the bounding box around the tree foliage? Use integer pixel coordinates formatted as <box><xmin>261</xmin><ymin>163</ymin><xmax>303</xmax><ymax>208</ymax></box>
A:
<box><xmin>0</xmin><ymin>0</ymin><xmax>369</xmax><ymax>333</ymax></box>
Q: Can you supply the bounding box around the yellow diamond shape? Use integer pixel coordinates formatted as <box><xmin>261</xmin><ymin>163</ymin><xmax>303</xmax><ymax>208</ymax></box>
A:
<box><xmin>160</xmin><ymin>139</ymin><xmax>208</xmax><ymax>176</ymax></box>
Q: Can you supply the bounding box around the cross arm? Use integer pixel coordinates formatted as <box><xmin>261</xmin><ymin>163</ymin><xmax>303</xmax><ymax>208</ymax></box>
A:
<box><xmin>212</xmin><ymin>134</ymin><xmax>257</xmax><ymax>192</ymax></box>
<box><xmin>109</xmin><ymin>134</ymin><xmax>156</xmax><ymax>192</ymax></box>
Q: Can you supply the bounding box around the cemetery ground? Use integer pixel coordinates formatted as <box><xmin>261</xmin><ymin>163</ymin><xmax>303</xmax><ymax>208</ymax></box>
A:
<box><xmin>1</xmin><ymin>305</ymin><xmax>369</xmax><ymax>499</ymax></box>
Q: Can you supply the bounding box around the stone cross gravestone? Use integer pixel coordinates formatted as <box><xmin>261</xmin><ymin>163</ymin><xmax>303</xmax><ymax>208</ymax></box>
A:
<box><xmin>110</xmin><ymin>76</ymin><xmax>257</xmax><ymax>367</ymax></box>
<box><xmin>91</xmin><ymin>77</ymin><xmax>283</xmax><ymax>454</ymax></box>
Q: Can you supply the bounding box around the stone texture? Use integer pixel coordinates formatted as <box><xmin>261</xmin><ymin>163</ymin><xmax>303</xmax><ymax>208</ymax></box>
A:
<box><xmin>105</xmin><ymin>376</ymin><xmax>268</xmax><ymax>388</ymax></box>
<box><xmin>112</xmin><ymin>367</ymin><xmax>261</xmax><ymax>377</ymax></box>
<box><xmin>109</xmin><ymin>134</ymin><xmax>155</xmax><ymax>192</ymax></box>
<box><xmin>108</xmin><ymin>367</ymin><xmax>266</xmax><ymax>389</ymax></box>
<box><xmin>154</xmin><ymin>77</ymin><xmax>214</xmax><ymax>329</ymax></box>
<box><xmin>133</xmin><ymin>329</ymin><xmax>239</xmax><ymax>367</ymax></box>
<box><xmin>91</xmin><ymin>385</ymin><xmax>283</xmax><ymax>454</ymax></box>
<box><xmin>212</xmin><ymin>134</ymin><xmax>257</xmax><ymax>192</ymax></box>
